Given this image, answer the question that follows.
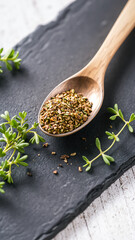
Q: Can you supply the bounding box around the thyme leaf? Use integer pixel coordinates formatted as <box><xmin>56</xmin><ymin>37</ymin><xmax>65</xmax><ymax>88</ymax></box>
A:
<box><xmin>0</xmin><ymin>111</ymin><xmax>45</xmax><ymax>193</ymax></box>
<box><xmin>82</xmin><ymin>104</ymin><xmax>135</xmax><ymax>171</ymax></box>
<box><xmin>0</xmin><ymin>48</ymin><xmax>21</xmax><ymax>73</ymax></box>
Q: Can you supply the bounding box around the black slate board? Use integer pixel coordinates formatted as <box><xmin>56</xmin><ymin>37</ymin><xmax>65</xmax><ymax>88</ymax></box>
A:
<box><xmin>0</xmin><ymin>0</ymin><xmax>135</xmax><ymax>239</ymax></box>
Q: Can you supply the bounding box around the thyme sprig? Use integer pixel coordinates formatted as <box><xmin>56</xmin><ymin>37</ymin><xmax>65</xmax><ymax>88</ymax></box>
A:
<box><xmin>0</xmin><ymin>111</ymin><xmax>45</xmax><ymax>193</ymax></box>
<box><xmin>82</xmin><ymin>104</ymin><xmax>135</xmax><ymax>171</ymax></box>
<box><xmin>0</xmin><ymin>48</ymin><xmax>21</xmax><ymax>73</ymax></box>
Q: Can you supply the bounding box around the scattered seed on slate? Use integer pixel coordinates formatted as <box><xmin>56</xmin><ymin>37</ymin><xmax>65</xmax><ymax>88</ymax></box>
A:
<box><xmin>43</xmin><ymin>143</ymin><xmax>49</xmax><ymax>147</ymax></box>
<box><xmin>51</xmin><ymin>152</ymin><xmax>56</xmax><ymax>155</ymax></box>
<box><xmin>60</xmin><ymin>154</ymin><xmax>70</xmax><ymax>159</ymax></box>
<box><xmin>70</xmin><ymin>152</ymin><xmax>76</xmax><ymax>156</ymax></box>
<box><xmin>82</xmin><ymin>137</ymin><xmax>87</xmax><ymax>141</ymax></box>
<box><xmin>53</xmin><ymin>170</ymin><xmax>58</xmax><ymax>175</ymax></box>
<box><xmin>59</xmin><ymin>164</ymin><xmax>63</xmax><ymax>168</ymax></box>
<box><xmin>27</xmin><ymin>171</ymin><xmax>32</xmax><ymax>177</ymax></box>
<box><xmin>78</xmin><ymin>167</ymin><xmax>83</xmax><ymax>172</ymax></box>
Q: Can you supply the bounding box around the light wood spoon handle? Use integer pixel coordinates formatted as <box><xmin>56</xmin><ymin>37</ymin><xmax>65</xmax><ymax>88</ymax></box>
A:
<box><xmin>84</xmin><ymin>0</ymin><xmax>135</xmax><ymax>81</ymax></box>
<box><xmin>39</xmin><ymin>0</ymin><xmax>135</xmax><ymax>137</ymax></box>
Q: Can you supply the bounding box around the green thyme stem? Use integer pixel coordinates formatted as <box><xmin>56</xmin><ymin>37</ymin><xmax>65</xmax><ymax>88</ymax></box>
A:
<box><xmin>89</xmin><ymin>123</ymin><xmax>127</xmax><ymax>165</ymax></box>
<box><xmin>116</xmin><ymin>122</ymin><xmax>128</xmax><ymax>136</ymax></box>
<box><xmin>7</xmin><ymin>149</ymin><xmax>16</xmax><ymax>163</ymax></box>
<box><xmin>3</xmin><ymin>127</ymin><xmax>39</xmax><ymax>154</ymax></box>
<box><xmin>25</xmin><ymin>127</ymin><xmax>35</xmax><ymax>134</ymax></box>
<box><xmin>82</xmin><ymin>104</ymin><xmax>135</xmax><ymax>171</ymax></box>
<box><xmin>2</xmin><ymin>126</ymin><xmax>38</xmax><ymax>154</ymax></box>
<box><xmin>0</xmin><ymin>48</ymin><xmax>21</xmax><ymax>73</ymax></box>
<box><xmin>27</xmin><ymin>130</ymin><xmax>35</xmax><ymax>134</ymax></box>
<box><xmin>101</xmin><ymin>140</ymin><xmax>115</xmax><ymax>156</ymax></box>
<box><xmin>3</xmin><ymin>144</ymin><xmax>10</xmax><ymax>152</ymax></box>
<box><xmin>90</xmin><ymin>141</ymin><xmax>115</xmax><ymax>164</ymax></box>
<box><xmin>103</xmin><ymin>122</ymin><xmax>127</xmax><ymax>153</ymax></box>
<box><xmin>8</xmin><ymin>163</ymin><xmax>12</xmax><ymax>176</ymax></box>
<box><xmin>4</xmin><ymin>145</ymin><xmax>14</xmax><ymax>153</ymax></box>
<box><xmin>0</xmin><ymin>111</ymin><xmax>45</xmax><ymax>193</ymax></box>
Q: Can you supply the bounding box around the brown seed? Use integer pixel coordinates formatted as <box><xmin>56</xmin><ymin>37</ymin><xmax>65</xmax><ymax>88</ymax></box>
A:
<box><xmin>110</xmin><ymin>125</ymin><xmax>113</xmax><ymax>128</ymax></box>
<box><xmin>60</xmin><ymin>154</ymin><xmax>70</xmax><ymax>159</ymax></box>
<box><xmin>64</xmin><ymin>159</ymin><xmax>68</xmax><ymax>163</ymax></box>
<box><xmin>70</xmin><ymin>152</ymin><xmax>76</xmax><ymax>156</ymax></box>
<box><xmin>43</xmin><ymin>143</ymin><xmax>49</xmax><ymax>148</ymax></box>
<box><xmin>53</xmin><ymin>170</ymin><xmax>58</xmax><ymax>175</ymax></box>
<box><xmin>59</xmin><ymin>164</ymin><xmax>63</xmax><ymax>168</ymax></box>
<box><xmin>83</xmin><ymin>115</ymin><xmax>88</xmax><ymax>121</ymax></box>
<box><xmin>51</xmin><ymin>152</ymin><xmax>56</xmax><ymax>155</ymax></box>
<box><xmin>82</xmin><ymin>137</ymin><xmax>87</xmax><ymax>142</ymax></box>
<box><xmin>38</xmin><ymin>154</ymin><xmax>40</xmax><ymax>156</ymax></box>
<box><xmin>27</xmin><ymin>171</ymin><xmax>32</xmax><ymax>177</ymax></box>
<box><xmin>78</xmin><ymin>166</ymin><xmax>83</xmax><ymax>172</ymax></box>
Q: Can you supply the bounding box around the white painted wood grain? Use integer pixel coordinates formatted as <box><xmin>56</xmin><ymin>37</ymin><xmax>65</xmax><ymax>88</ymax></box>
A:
<box><xmin>55</xmin><ymin>168</ymin><xmax>135</xmax><ymax>240</ymax></box>
<box><xmin>0</xmin><ymin>0</ymin><xmax>74</xmax><ymax>50</ymax></box>
<box><xmin>0</xmin><ymin>1</ymin><xmax>135</xmax><ymax>240</ymax></box>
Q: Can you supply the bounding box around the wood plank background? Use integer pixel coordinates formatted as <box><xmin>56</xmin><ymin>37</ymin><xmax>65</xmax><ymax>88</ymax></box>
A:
<box><xmin>0</xmin><ymin>1</ymin><xmax>135</xmax><ymax>240</ymax></box>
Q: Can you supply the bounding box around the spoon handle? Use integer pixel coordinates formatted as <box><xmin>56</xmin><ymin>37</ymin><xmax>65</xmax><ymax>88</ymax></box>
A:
<box><xmin>91</xmin><ymin>0</ymin><xmax>135</xmax><ymax>78</ymax></box>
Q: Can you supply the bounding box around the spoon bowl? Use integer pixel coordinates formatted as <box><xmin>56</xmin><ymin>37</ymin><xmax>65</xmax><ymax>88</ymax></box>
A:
<box><xmin>38</xmin><ymin>0</ymin><xmax>135</xmax><ymax>137</ymax></box>
<box><xmin>38</xmin><ymin>76</ymin><xmax>103</xmax><ymax>137</ymax></box>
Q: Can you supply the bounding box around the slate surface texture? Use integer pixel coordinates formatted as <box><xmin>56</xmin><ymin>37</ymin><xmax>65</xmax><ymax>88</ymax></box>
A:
<box><xmin>0</xmin><ymin>0</ymin><xmax>135</xmax><ymax>239</ymax></box>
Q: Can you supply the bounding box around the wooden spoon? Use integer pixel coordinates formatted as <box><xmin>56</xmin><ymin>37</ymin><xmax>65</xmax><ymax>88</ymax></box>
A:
<box><xmin>38</xmin><ymin>0</ymin><xmax>135</xmax><ymax>137</ymax></box>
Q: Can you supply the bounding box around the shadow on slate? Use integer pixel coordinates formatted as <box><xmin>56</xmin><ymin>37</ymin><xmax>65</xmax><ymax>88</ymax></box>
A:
<box><xmin>0</xmin><ymin>0</ymin><xmax>135</xmax><ymax>239</ymax></box>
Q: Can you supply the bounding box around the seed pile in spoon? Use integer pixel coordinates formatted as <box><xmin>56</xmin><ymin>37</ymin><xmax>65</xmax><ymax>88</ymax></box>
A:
<box><xmin>40</xmin><ymin>89</ymin><xmax>93</xmax><ymax>134</ymax></box>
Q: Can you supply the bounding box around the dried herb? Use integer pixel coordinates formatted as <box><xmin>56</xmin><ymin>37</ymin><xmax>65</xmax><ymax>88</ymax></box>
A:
<box><xmin>53</xmin><ymin>170</ymin><xmax>58</xmax><ymax>175</ymax></box>
<box><xmin>59</xmin><ymin>164</ymin><xmax>63</xmax><ymax>168</ymax></box>
<box><xmin>43</xmin><ymin>143</ymin><xmax>49</xmax><ymax>148</ymax></box>
<box><xmin>27</xmin><ymin>171</ymin><xmax>32</xmax><ymax>177</ymax></box>
<box><xmin>64</xmin><ymin>159</ymin><xmax>68</xmax><ymax>163</ymax></box>
<box><xmin>82</xmin><ymin>104</ymin><xmax>135</xmax><ymax>171</ymax></box>
<box><xmin>78</xmin><ymin>166</ymin><xmax>83</xmax><ymax>172</ymax></box>
<box><xmin>70</xmin><ymin>152</ymin><xmax>76</xmax><ymax>156</ymax></box>
<box><xmin>60</xmin><ymin>154</ymin><xmax>70</xmax><ymax>159</ymax></box>
<box><xmin>40</xmin><ymin>89</ymin><xmax>92</xmax><ymax>134</ymax></box>
<box><xmin>82</xmin><ymin>137</ymin><xmax>87</xmax><ymax>142</ymax></box>
<box><xmin>51</xmin><ymin>152</ymin><xmax>56</xmax><ymax>155</ymax></box>
<box><xmin>0</xmin><ymin>111</ymin><xmax>45</xmax><ymax>193</ymax></box>
<box><xmin>0</xmin><ymin>48</ymin><xmax>21</xmax><ymax>73</ymax></box>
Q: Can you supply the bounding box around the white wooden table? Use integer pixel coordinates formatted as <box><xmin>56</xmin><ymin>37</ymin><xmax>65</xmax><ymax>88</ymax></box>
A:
<box><xmin>0</xmin><ymin>1</ymin><xmax>135</xmax><ymax>240</ymax></box>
